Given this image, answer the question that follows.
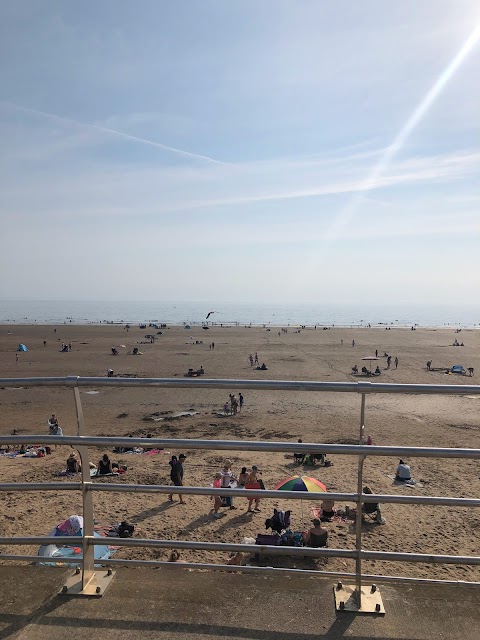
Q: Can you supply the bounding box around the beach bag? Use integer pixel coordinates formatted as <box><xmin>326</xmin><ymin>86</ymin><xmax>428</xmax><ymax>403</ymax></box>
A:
<box><xmin>245</xmin><ymin>482</ymin><xmax>261</xmax><ymax>490</ymax></box>
<box><xmin>117</xmin><ymin>521</ymin><xmax>135</xmax><ymax>538</ymax></box>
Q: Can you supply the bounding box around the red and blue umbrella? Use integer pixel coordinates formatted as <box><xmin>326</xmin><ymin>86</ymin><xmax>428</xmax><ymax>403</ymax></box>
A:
<box><xmin>274</xmin><ymin>475</ymin><xmax>326</xmax><ymax>492</ymax></box>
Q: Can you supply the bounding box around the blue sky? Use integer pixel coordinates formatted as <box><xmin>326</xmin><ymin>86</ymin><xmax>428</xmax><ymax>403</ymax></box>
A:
<box><xmin>1</xmin><ymin>1</ymin><xmax>479</xmax><ymax>303</ymax></box>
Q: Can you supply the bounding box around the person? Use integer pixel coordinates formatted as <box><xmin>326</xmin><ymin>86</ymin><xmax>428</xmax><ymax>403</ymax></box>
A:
<box><xmin>210</xmin><ymin>473</ymin><xmax>223</xmax><ymax>518</ymax></box>
<box><xmin>66</xmin><ymin>452</ymin><xmax>81</xmax><ymax>473</ymax></box>
<box><xmin>53</xmin><ymin>515</ymin><xmax>84</xmax><ymax>537</ymax></box>
<box><xmin>395</xmin><ymin>459</ymin><xmax>411</xmax><ymax>481</ymax></box>
<box><xmin>374</xmin><ymin>366</ymin><xmax>381</xmax><ymax>375</ymax></box>
<box><xmin>366</xmin><ymin>435</ymin><xmax>373</xmax><ymax>445</ymax></box>
<box><xmin>111</xmin><ymin>347</ymin><xmax>118</xmax><ymax>355</ymax></box>
<box><xmin>220</xmin><ymin>462</ymin><xmax>237</xmax><ymax>510</ymax></box>
<box><xmin>246</xmin><ymin>466</ymin><xmax>262</xmax><ymax>512</ymax></box>
<box><xmin>427</xmin><ymin>360</ymin><xmax>432</xmax><ymax>371</ymax></box>
<box><xmin>352</xmin><ymin>339</ymin><xmax>355</xmax><ymax>347</ymax></box>
<box><xmin>168</xmin><ymin>454</ymin><xmax>186</xmax><ymax>504</ymax></box>
<box><xmin>254</xmin><ymin>352</ymin><xmax>259</xmax><ymax>365</ymax></box>
<box><xmin>294</xmin><ymin>438</ymin><xmax>305</xmax><ymax>464</ymax></box>
<box><xmin>237</xmin><ymin>467</ymin><xmax>248</xmax><ymax>487</ymax></box>
<box><xmin>394</xmin><ymin>356</ymin><xmax>399</xmax><ymax>369</ymax></box>
<box><xmin>351</xmin><ymin>364</ymin><xmax>358</xmax><ymax>374</ymax></box>
<box><xmin>304</xmin><ymin>519</ymin><xmax>328</xmax><ymax>548</ymax></box>
<box><xmin>387</xmin><ymin>355</ymin><xmax>392</xmax><ymax>369</ymax></box>
<box><xmin>239</xmin><ymin>393</ymin><xmax>244</xmax><ymax>411</ymax></box>
<box><xmin>97</xmin><ymin>453</ymin><xmax>113</xmax><ymax>475</ymax></box>
<box><xmin>375</xmin><ymin>349</ymin><xmax>378</xmax><ymax>357</ymax></box>
<box><xmin>168</xmin><ymin>550</ymin><xmax>186</xmax><ymax>563</ymax></box>
<box><xmin>231</xmin><ymin>395</ymin><xmax>238</xmax><ymax>415</ymax></box>
<box><xmin>321</xmin><ymin>498</ymin><xmax>335</xmax><ymax>521</ymax></box>
<box><xmin>48</xmin><ymin>417</ymin><xmax>63</xmax><ymax>450</ymax></box>
<box><xmin>16</xmin><ymin>353</ymin><xmax>19</xmax><ymax>364</ymax></box>
<box><xmin>43</xmin><ymin>340</ymin><xmax>47</xmax><ymax>347</ymax></box>
<box><xmin>107</xmin><ymin>368</ymin><xmax>114</xmax><ymax>377</ymax></box>
<box><xmin>260</xmin><ymin>363</ymin><xmax>268</xmax><ymax>370</ymax></box>
<box><xmin>362</xmin><ymin>486</ymin><xmax>385</xmax><ymax>523</ymax></box>
<box><xmin>468</xmin><ymin>367</ymin><xmax>474</xmax><ymax>377</ymax></box>
<box><xmin>249</xmin><ymin>354</ymin><xmax>254</xmax><ymax>366</ymax></box>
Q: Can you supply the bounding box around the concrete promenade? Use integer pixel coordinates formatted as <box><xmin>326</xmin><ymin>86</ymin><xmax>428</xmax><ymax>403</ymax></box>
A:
<box><xmin>0</xmin><ymin>566</ymin><xmax>479</xmax><ymax>640</ymax></box>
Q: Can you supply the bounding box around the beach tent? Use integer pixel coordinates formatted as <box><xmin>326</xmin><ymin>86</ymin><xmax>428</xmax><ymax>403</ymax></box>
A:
<box><xmin>37</xmin><ymin>531</ymin><xmax>112</xmax><ymax>567</ymax></box>
<box><xmin>17</xmin><ymin>344</ymin><xmax>28</xmax><ymax>352</ymax></box>
<box><xmin>451</xmin><ymin>365</ymin><xmax>466</xmax><ymax>375</ymax></box>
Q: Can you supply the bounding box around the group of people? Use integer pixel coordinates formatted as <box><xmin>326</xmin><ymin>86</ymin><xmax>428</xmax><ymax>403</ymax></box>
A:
<box><xmin>168</xmin><ymin>455</ymin><xmax>264</xmax><ymax>516</ymax></box>
<box><xmin>293</xmin><ymin>439</ymin><xmax>326</xmax><ymax>466</ymax></box>
<box><xmin>223</xmin><ymin>393</ymin><xmax>244</xmax><ymax>415</ymax></box>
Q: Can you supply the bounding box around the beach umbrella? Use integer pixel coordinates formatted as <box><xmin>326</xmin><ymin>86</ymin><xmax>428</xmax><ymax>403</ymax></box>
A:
<box><xmin>362</xmin><ymin>356</ymin><xmax>380</xmax><ymax>369</ymax></box>
<box><xmin>274</xmin><ymin>476</ymin><xmax>326</xmax><ymax>492</ymax></box>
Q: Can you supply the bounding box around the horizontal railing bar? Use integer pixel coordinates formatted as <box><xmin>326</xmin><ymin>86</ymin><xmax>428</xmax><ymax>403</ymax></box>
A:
<box><xmin>1</xmin><ymin>483</ymin><xmax>479</xmax><ymax>507</ymax></box>
<box><xmin>0</xmin><ymin>554</ymin><xmax>82</xmax><ymax>565</ymax></box>
<box><xmin>6</xmin><ymin>536</ymin><xmax>478</xmax><ymax>566</ymax></box>
<box><xmin>0</xmin><ymin>483</ymin><xmax>81</xmax><ymax>492</ymax></box>
<box><xmin>87</xmin><ymin>484</ymin><xmax>480</xmax><ymax>507</ymax></box>
<box><xmin>0</xmin><ymin>376</ymin><xmax>479</xmax><ymax>395</ymax></box>
<box><xmin>0</xmin><ymin>536</ymin><xmax>84</xmax><ymax>546</ymax></box>
<box><xmin>2</xmin><ymin>554</ymin><xmax>479</xmax><ymax>588</ymax></box>
<box><xmin>2</xmin><ymin>435</ymin><xmax>479</xmax><ymax>459</ymax></box>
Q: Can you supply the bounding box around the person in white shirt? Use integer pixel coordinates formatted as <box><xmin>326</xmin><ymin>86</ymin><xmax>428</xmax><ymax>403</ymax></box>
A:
<box><xmin>395</xmin><ymin>459</ymin><xmax>411</xmax><ymax>481</ymax></box>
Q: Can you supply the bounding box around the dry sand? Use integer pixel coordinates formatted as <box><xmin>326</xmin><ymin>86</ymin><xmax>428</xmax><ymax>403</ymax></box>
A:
<box><xmin>1</xmin><ymin>323</ymin><xmax>479</xmax><ymax>581</ymax></box>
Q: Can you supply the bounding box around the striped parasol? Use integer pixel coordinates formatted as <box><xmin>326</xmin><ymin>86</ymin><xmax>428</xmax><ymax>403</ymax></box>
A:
<box><xmin>274</xmin><ymin>475</ymin><xmax>327</xmax><ymax>492</ymax></box>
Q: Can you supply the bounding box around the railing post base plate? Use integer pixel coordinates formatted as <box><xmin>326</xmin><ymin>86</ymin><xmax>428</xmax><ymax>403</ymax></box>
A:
<box><xmin>334</xmin><ymin>584</ymin><xmax>385</xmax><ymax>614</ymax></box>
<box><xmin>60</xmin><ymin>570</ymin><xmax>115</xmax><ymax>597</ymax></box>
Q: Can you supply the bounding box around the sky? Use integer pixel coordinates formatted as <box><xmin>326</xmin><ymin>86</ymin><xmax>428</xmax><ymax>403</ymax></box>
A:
<box><xmin>0</xmin><ymin>1</ymin><xmax>479</xmax><ymax>304</ymax></box>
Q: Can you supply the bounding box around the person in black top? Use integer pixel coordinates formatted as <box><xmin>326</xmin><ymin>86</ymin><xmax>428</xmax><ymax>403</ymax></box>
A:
<box><xmin>97</xmin><ymin>453</ymin><xmax>113</xmax><ymax>475</ymax></box>
<box><xmin>168</xmin><ymin>454</ymin><xmax>186</xmax><ymax>504</ymax></box>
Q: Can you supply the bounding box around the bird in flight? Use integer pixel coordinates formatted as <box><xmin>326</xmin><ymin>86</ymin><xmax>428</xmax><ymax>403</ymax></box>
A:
<box><xmin>206</xmin><ymin>311</ymin><xmax>215</xmax><ymax>320</ymax></box>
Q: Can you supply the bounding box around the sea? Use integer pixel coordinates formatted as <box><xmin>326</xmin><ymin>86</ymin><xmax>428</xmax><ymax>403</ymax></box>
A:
<box><xmin>0</xmin><ymin>301</ymin><xmax>479</xmax><ymax>328</ymax></box>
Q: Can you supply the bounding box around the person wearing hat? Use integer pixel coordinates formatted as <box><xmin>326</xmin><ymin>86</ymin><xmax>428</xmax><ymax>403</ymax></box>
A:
<box><xmin>66</xmin><ymin>452</ymin><xmax>81</xmax><ymax>474</ymax></box>
<box><xmin>304</xmin><ymin>518</ymin><xmax>328</xmax><ymax>548</ymax></box>
<box><xmin>168</xmin><ymin>454</ymin><xmax>187</xmax><ymax>504</ymax></box>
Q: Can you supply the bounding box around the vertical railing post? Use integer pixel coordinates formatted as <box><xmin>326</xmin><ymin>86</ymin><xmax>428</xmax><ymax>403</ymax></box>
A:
<box><xmin>73</xmin><ymin>382</ymin><xmax>96</xmax><ymax>591</ymax></box>
<box><xmin>355</xmin><ymin>392</ymin><xmax>367</xmax><ymax>609</ymax></box>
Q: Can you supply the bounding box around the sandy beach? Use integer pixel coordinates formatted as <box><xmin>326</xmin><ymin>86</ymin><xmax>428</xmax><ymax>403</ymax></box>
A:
<box><xmin>1</xmin><ymin>323</ymin><xmax>479</xmax><ymax>581</ymax></box>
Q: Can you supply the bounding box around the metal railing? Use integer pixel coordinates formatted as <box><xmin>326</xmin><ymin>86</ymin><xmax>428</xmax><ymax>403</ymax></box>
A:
<box><xmin>1</xmin><ymin>376</ymin><xmax>480</xmax><ymax>607</ymax></box>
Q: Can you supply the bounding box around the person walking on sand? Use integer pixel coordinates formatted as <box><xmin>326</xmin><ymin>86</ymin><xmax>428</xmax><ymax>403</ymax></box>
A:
<box><xmin>16</xmin><ymin>353</ymin><xmax>19</xmax><ymax>364</ymax></box>
<box><xmin>249</xmin><ymin>354</ymin><xmax>254</xmax><ymax>366</ymax></box>
<box><xmin>254</xmin><ymin>352</ymin><xmax>259</xmax><ymax>365</ymax></box>
<box><xmin>394</xmin><ymin>356</ymin><xmax>399</xmax><ymax>369</ymax></box>
<box><xmin>168</xmin><ymin>454</ymin><xmax>186</xmax><ymax>504</ymax></box>
<box><xmin>211</xmin><ymin>342</ymin><xmax>215</xmax><ymax>350</ymax></box>
<box><xmin>375</xmin><ymin>349</ymin><xmax>378</xmax><ymax>358</ymax></box>
<box><xmin>352</xmin><ymin>340</ymin><xmax>355</xmax><ymax>347</ymax></box>
<box><xmin>387</xmin><ymin>355</ymin><xmax>392</xmax><ymax>369</ymax></box>
<box><xmin>427</xmin><ymin>360</ymin><xmax>432</xmax><ymax>371</ymax></box>
<box><xmin>246</xmin><ymin>466</ymin><xmax>262</xmax><ymax>512</ymax></box>
<box><xmin>239</xmin><ymin>393</ymin><xmax>244</xmax><ymax>412</ymax></box>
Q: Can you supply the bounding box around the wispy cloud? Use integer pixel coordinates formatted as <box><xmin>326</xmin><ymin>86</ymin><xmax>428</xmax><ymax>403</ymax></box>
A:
<box><xmin>0</xmin><ymin>100</ymin><xmax>225</xmax><ymax>165</ymax></box>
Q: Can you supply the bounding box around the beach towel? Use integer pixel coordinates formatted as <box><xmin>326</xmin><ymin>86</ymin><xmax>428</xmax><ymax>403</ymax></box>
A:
<box><xmin>386</xmin><ymin>473</ymin><xmax>423</xmax><ymax>488</ymax></box>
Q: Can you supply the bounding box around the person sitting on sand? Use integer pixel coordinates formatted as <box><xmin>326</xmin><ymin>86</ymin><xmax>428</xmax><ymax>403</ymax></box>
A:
<box><xmin>260</xmin><ymin>363</ymin><xmax>268</xmax><ymax>370</ymax></box>
<box><xmin>111</xmin><ymin>347</ymin><xmax>118</xmax><ymax>355</ymax></box>
<box><xmin>294</xmin><ymin>439</ymin><xmax>305</xmax><ymax>464</ymax></box>
<box><xmin>168</xmin><ymin>550</ymin><xmax>186</xmax><ymax>563</ymax></box>
<box><xmin>66</xmin><ymin>452</ymin><xmax>81</xmax><ymax>474</ymax></box>
<box><xmin>351</xmin><ymin>365</ymin><xmax>358</xmax><ymax>374</ymax></box>
<box><xmin>362</xmin><ymin>486</ymin><xmax>385</xmax><ymax>523</ymax></box>
<box><xmin>303</xmin><ymin>519</ymin><xmax>328</xmax><ymax>548</ymax></box>
<box><xmin>97</xmin><ymin>453</ymin><xmax>113</xmax><ymax>475</ymax></box>
<box><xmin>321</xmin><ymin>498</ymin><xmax>335</xmax><ymax>521</ymax></box>
<box><xmin>395</xmin><ymin>459</ymin><xmax>411</xmax><ymax>482</ymax></box>
<box><xmin>374</xmin><ymin>366</ymin><xmax>381</xmax><ymax>375</ymax></box>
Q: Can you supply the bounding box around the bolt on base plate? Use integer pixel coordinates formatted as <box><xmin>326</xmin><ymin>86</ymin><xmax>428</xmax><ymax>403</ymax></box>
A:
<box><xmin>334</xmin><ymin>583</ymin><xmax>385</xmax><ymax>614</ymax></box>
<box><xmin>60</xmin><ymin>570</ymin><xmax>115</xmax><ymax>597</ymax></box>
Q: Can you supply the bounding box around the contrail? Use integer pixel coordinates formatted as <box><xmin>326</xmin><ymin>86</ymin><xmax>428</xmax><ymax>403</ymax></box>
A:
<box><xmin>0</xmin><ymin>100</ymin><xmax>225</xmax><ymax>165</ymax></box>
<box><xmin>325</xmin><ymin>23</ymin><xmax>480</xmax><ymax>240</ymax></box>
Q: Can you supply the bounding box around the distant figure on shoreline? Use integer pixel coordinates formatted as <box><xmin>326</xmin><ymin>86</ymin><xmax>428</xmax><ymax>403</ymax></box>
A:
<box><xmin>254</xmin><ymin>352</ymin><xmax>259</xmax><ymax>365</ymax></box>
<box><xmin>427</xmin><ymin>360</ymin><xmax>432</xmax><ymax>371</ymax></box>
<box><xmin>394</xmin><ymin>356</ymin><xmax>399</xmax><ymax>369</ymax></box>
<box><xmin>352</xmin><ymin>340</ymin><xmax>355</xmax><ymax>347</ymax></box>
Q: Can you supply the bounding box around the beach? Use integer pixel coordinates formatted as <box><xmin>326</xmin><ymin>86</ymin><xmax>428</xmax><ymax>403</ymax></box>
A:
<box><xmin>1</xmin><ymin>323</ymin><xmax>479</xmax><ymax>581</ymax></box>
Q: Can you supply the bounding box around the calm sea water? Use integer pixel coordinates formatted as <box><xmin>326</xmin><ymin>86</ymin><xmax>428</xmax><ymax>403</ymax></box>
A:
<box><xmin>0</xmin><ymin>301</ymin><xmax>479</xmax><ymax>327</ymax></box>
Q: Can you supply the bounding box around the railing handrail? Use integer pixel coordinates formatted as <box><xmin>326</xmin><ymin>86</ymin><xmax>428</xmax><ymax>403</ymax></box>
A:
<box><xmin>2</xmin><ymin>435</ymin><xmax>480</xmax><ymax>459</ymax></box>
<box><xmin>0</xmin><ymin>375</ymin><xmax>479</xmax><ymax>395</ymax></box>
<box><xmin>2</xmin><ymin>375</ymin><xmax>479</xmax><ymax>606</ymax></box>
